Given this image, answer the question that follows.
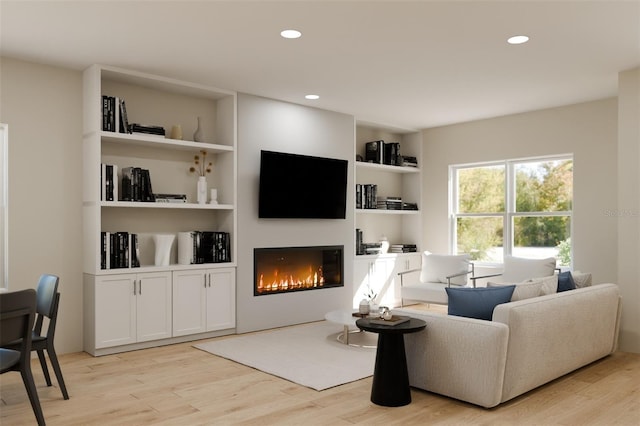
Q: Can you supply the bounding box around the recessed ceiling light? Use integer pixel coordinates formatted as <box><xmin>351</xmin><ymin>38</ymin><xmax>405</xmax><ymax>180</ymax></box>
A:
<box><xmin>281</xmin><ymin>29</ymin><xmax>302</xmax><ymax>39</ymax></box>
<box><xmin>305</xmin><ymin>94</ymin><xmax>320</xmax><ymax>100</ymax></box>
<box><xmin>507</xmin><ymin>35</ymin><xmax>529</xmax><ymax>45</ymax></box>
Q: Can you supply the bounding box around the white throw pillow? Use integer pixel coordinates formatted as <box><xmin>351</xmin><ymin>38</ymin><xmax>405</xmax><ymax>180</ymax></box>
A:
<box><xmin>502</xmin><ymin>255</ymin><xmax>557</xmax><ymax>282</ymax></box>
<box><xmin>572</xmin><ymin>271</ymin><xmax>592</xmax><ymax>288</ymax></box>
<box><xmin>526</xmin><ymin>275</ymin><xmax>558</xmax><ymax>296</ymax></box>
<box><xmin>488</xmin><ymin>280</ymin><xmax>544</xmax><ymax>301</ymax></box>
<box><xmin>419</xmin><ymin>251</ymin><xmax>471</xmax><ymax>286</ymax></box>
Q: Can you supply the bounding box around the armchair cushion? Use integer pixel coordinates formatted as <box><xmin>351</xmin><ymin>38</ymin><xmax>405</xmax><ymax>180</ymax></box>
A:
<box><xmin>419</xmin><ymin>252</ymin><xmax>471</xmax><ymax>286</ymax></box>
<box><xmin>445</xmin><ymin>286</ymin><xmax>515</xmax><ymax>320</ymax></box>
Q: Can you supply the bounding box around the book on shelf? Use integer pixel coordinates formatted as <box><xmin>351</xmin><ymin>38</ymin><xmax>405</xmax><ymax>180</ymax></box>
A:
<box><xmin>376</xmin><ymin>196</ymin><xmax>402</xmax><ymax>210</ymax></box>
<box><xmin>101</xmin><ymin>163</ymin><xmax>118</xmax><ymax>201</ymax></box>
<box><xmin>130</xmin><ymin>123</ymin><xmax>166</xmax><ymax>136</ymax></box>
<box><xmin>120</xmin><ymin>166</ymin><xmax>155</xmax><ymax>202</ymax></box>
<box><xmin>178</xmin><ymin>231</ymin><xmax>232</xmax><ymax>265</ymax></box>
<box><xmin>355</xmin><ymin>184</ymin><xmax>378</xmax><ymax>209</ymax></box>
<box><xmin>390</xmin><ymin>244</ymin><xmax>418</xmax><ymax>253</ymax></box>
<box><xmin>154</xmin><ymin>194</ymin><xmax>187</xmax><ymax>203</ymax></box>
<box><xmin>402</xmin><ymin>202</ymin><xmax>418</xmax><ymax>210</ymax></box>
<box><xmin>100</xmin><ymin>231</ymin><xmax>140</xmax><ymax>270</ymax></box>
<box><xmin>365</xmin><ymin>140</ymin><xmax>384</xmax><ymax>164</ymax></box>
<box><xmin>355</xmin><ymin>228</ymin><xmax>364</xmax><ymax>255</ymax></box>
<box><xmin>401</xmin><ymin>155</ymin><xmax>418</xmax><ymax>167</ymax></box>
<box><xmin>383</xmin><ymin>142</ymin><xmax>401</xmax><ymax>166</ymax></box>
<box><xmin>101</xmin><ymin>96</ymin><xmax>131</xmax><ymax>133</ymax></box>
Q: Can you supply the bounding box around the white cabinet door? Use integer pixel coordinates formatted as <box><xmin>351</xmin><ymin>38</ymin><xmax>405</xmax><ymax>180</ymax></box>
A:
<box><xmin>206</xmin><ymin>268</ymin><xmax>236</xmax><ymax>331</ymax></box>
<box><xmin>95</xmin><ymin>274</ymin><xmax>136</xmax><ymax>348</ymax></box>
<box><xmin>172</xmin><ymin>270</ymin><xmax>207</xmax><ymax>336</ymax></box>
<box><xmin>136</xmin><ymin>272</ymin><xmax>172</xmax><ymax>342</ymax></box>
<box><xmin>353</xmin><ymin>258</ymin><xmax>395</xmax><ymax>307</ymax></box>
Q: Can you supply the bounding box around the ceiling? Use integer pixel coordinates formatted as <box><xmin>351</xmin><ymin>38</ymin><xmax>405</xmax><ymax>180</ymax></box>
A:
<box><xmin>1</xmin><ymin>0</ymin><xmax>639</xmax><ymax>131</ymax></box>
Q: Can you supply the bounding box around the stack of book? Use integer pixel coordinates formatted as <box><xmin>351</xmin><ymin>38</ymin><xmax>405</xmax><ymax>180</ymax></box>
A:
<box><xmin>376</xmin><ymin>196</ymin><xmax>402</xmax><ymax>210</ymax></box>
<box><xmin>402</xmin><ymin>202</ymin><xmax>419</xmax><ymax>210</ymax></box>
<box><xmin>362</xmin><ymin>242</ymin><xmax>383</xmax><ymax>255</ymax></box>
<box><xmin>390</xmin><ymin>244</ymin><xmax>418</xmax><ymax>253</ymax></box>
<box><xmin>356</xmin><ymin>184</ymin><xmax>378</xmax><ymax>209</ymax></box>
<box><xmin>102</xmin><ymin>96</ymin><xmax>131</xmax><ymax>134</ymax></box>
<box><xmin>401</xmin><ymin>156</ymin><xmax>418</xmax><ymax>167</ymax></box>
<box><xmin>178</xmin><ymin>231</ymin><xmax>232</xmax><ymax>264</ymax></box>
<box><xmin>121</xmin><ymin>167</ymin><xmax>155</xmax><ymax>202</ymax></box>
<box><xmin>130</xmin><ymin>123</ymin><xmax>165</xmax><ymax>137</ymax></box>
<box><xmin>154</xmin><ymin>194</ymin><xmax>187</xmax><ymax>203</ymax></box>
<box><xmin>101</xmin><ymin>231</ymin><xmax>140</xmax><ymax>269</ymax></box>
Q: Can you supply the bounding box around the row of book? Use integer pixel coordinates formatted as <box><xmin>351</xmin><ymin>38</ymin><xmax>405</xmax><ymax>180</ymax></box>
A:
<box><xmin>101</xmin><ymin>164</ymin><xmax>154</xmax><ymax>202</ymax></box>
<box><xmin>178</xmin><ymin>231</ymin><xmax>232</xmax><ymax>264</ymax></box>
<box><xmin>356</xmin><ymin>184</ymin><xmax>378</xmax><ymax>209</ymax></box>
<box><xmin>364</xmin><ymin>140</ymin><xmax>402</xmax><ymax>166</ymax></box>
<box><xmin>121</xmin><ymin>166</ymin><xmax>155</xmax><ymax>202</ymax></box>
<box><xmin>101</xmin><ymin>232</ymin><xmax>140</xmax><ymax>270</ymax></box>
<box><xmin>101</xmin><ymin>95</ymin><xmax>166</xmax><ymax>137</ymax></box>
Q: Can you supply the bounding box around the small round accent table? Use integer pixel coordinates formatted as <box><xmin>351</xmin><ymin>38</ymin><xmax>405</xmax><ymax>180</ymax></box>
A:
<box><xmin>356</xmin><ymin>316</ymin><xmax>426</xmax><ymax>407</ymax></box>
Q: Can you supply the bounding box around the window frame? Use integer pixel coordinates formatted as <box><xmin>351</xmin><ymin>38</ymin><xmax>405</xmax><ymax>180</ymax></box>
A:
<box><xmin>449</xmin><ymin>154</ymin><xmax>573</xmax><ymax>265</ymax></box>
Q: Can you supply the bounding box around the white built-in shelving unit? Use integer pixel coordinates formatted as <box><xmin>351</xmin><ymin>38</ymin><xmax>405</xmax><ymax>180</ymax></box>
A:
<box><xmin>82</xmin><ymin>64</ymin><xmax>237</xmax><ymax>355</ymax></box>
<box><xmin>353</xmin><ymin>124</ymin><xmax>423</xmax><ymax>307</ymax></box>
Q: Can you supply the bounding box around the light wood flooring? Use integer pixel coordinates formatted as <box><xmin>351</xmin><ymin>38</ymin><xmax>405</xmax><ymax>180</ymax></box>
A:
<box><xmin>1</xmin><ymin>332</ymin><xmax>639</xmax><ymax>425</ymax></box>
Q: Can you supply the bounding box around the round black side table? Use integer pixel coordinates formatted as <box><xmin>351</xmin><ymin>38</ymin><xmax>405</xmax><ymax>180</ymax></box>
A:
<box><xmin>356</xmin><ymin>317</ymin><xmax>426</xmax><ymax>407</ymax></box>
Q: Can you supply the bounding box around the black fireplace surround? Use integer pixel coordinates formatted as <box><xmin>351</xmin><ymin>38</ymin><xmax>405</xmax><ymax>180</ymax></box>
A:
<box><xmin>254</xmin><ymin>245</ymin><xmax>344</xmax><ymax>296</ymax></box>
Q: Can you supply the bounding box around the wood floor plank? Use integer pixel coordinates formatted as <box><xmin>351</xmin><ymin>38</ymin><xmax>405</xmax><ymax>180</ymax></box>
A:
<box><xmin>1</xmin><ymin>340</ymin><xmax>638</xmax><ymax>425</ymax></box>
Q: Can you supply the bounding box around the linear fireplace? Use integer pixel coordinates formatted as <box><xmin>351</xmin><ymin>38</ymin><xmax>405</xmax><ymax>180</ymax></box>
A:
<box><xmin>254</xmin><ymin>245</ymin><xmax>344</xmax><ymax>296</ymax></box>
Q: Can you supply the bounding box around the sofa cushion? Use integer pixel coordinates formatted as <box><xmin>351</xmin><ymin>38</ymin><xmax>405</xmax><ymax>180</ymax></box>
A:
<box><xmin>487</xmin><ymin>280</ymin><xmax>543</xmax><ymax>301</ymax></box>
<box><xmin>557</xmin><ymin>271</ymin><xmax>577</xmax><ymax>292</ymax></box>
<box><xmin>420</xmin><ymin>252</ymin><xmax>470</xmax><ymax>286</ymax></box>
<box><xmin>502</xmin><ymin>256</ymin><xmax>557</xmax><ymax>282</ymax></box>
<box><xmin>572</xmin><ymin>271</ymin><xmax>592</xmax><ymax>288</ymax></box>
<box><xmin>446</xmin><ymin>286</ymin><xmax>515</xmax><ymax>320</ymax></box>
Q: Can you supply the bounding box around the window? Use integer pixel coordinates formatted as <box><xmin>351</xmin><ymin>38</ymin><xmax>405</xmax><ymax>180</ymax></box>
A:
<box><xmin>0</xmin><ymin>124</ymin><xmax>6</xmax><ymax>289</ymax></box>
<box><xmin>450</xmin><ymin>156</ymin><xmax>573</xmax><ymax>266</ymax></box>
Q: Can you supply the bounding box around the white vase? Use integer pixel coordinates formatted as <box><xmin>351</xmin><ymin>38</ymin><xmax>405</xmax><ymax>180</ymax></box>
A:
<box><xmin>197</xmin><ymin>176</ymin><xmax>207</xmax><ymax>204</ymax></box>
<box><xmin>358</xmin><ymin>299</ymin><xmax>370</xmax><ymax>315</ymax></box>
<box><xmin>153</xmin><ymin>234</ymin><xmax>175</xmax><ymax>266</ymax></box>
<box><xmin>193</xmin><ymin>116</ymin><xmax>204</xmax><ymax>142</ymax></box>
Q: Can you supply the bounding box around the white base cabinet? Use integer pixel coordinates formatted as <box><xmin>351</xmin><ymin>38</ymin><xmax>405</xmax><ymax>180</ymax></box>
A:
<box><xmin>353</xmin><ymin>253</ymin><xmax>421</xmax><ymax>308</ymax></box>
<box><xmin>173</xmin><ymin>267</ymin><xmax>236</xmax><ymax>337</ymax></box>
<box><xmin>93</xmin><ymin>271</ymin><xmax>172</xmax><ymax>349</ymax></box>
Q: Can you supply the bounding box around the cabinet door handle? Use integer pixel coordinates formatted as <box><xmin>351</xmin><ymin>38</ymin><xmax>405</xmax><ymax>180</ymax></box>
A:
<box><xmin>138</xmin><ymin>280</ymin><xmax>142</xmax><ymax>295</ymax></box>
<box><xmin>208</xmin><ymin>273</ymin><xmax>212</xmax><ymax>288</ymax></box>
<box><xmin>133</xmin><ymin>280</ymin><xmax>137</xmax><ymax>296</ymax></box>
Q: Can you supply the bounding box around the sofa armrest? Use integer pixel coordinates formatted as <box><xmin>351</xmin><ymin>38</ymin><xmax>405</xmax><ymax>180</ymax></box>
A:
<box><xmin>393</xmin><ymin>308</ymin><xmax>509</xmax><ymax>408</ymax></box>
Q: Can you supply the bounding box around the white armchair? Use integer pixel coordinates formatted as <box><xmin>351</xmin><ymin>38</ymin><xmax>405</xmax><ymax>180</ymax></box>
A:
<box><xmin>470</xmin><ymin>255</ymin><xmax>557</xmax><ymax>287</ymax></box>
<box><xmin>398</xmin><ymin>251</ymin><xmax>475</xmax><ymax>306</ymax></box>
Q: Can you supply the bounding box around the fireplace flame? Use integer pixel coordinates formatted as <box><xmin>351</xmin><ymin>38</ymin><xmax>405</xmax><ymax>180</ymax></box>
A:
<box><xmin>256</xmin><ymin>265</ymin><xmax>325</xmax><ymax>294</ymax></box>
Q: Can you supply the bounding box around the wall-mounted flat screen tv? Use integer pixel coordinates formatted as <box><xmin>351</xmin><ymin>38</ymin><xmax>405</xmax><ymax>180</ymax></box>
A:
<box><xmin>259</xmin><ymin>150</ymin><xmax>348</xmax><ymax>219</ymax></box>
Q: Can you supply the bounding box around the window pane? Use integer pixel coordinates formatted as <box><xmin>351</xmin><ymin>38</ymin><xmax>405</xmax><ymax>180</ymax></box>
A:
<box><xmin>515</xmin><ymin>160</ymin><xmax>573</xmax><ymax>212</ymax></box>
<box><xmin>513</xmin><ymin>216</ymin><xmax>571</xmax><ymax>265</ymax></box>
<box><xmin>456</xmin><ymin>216</ymin><xmax>503</xmax><ymax>262</ymax></box>
<box><xmin>457</xmin><ymin>165</ymin><xmax>505</xmax><ymax>213</ymax></box>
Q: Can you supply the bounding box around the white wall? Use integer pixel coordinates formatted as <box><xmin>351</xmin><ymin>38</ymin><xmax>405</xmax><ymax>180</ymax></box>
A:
<box><xmin>617</xmin><ymin>67</ymin><xmax>640</xmax><ymax>353</ymax></box>
<box><xmin>420</xmin><ymin>97</ymin><xmax>640</xmax><ymax>352</ymax></box>
<box><xmin>235</xmin><ymin>94</ymin><xmax>355</xmax><ymax>333</ymax></box>
<box><xmin>0</xmin><ymin>57</ymin><xmax>84</xmax><ymax>353</ymax></box>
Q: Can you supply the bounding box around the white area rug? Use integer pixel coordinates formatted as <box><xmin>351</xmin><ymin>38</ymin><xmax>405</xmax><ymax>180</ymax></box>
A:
<box><xmin>194</xmin><ymin>321</ymin><xmax>377</xmax><ymax>391</ymax></box>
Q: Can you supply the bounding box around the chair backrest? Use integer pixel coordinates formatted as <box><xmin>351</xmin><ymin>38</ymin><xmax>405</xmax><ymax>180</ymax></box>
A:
<box><xmin>0</xmin><ymin>289</ymin><xmax>36</xmax><ymax>352</ymax></box>
<box><xmin>501</xmin><ymin>256</ymin><xmax>557</xmax><ymax>282</ymax></box>
<box><xmin>419</xmin><ymin>251</ymin><xmax>472</xmax><ymax>286</ymax></box>
<box><xmin>34</xmin><ymin>274</ymin><xmax>60</xmax><ymax>337</ymax></box>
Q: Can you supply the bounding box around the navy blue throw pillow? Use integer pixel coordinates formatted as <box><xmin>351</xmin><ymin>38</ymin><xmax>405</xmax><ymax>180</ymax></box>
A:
<box><xmin>445</xmin><ymin>286</ymin><xmax>516</xmax><ymax>320</ymax></box>
<box><xmin>557</xmin><ymin>271</ymin><xmax>576</xmax><ymax>292</ymax></box>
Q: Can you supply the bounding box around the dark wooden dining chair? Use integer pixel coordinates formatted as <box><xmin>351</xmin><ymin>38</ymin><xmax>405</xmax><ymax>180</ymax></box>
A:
<box><xmin>4</xmin><ymin>274</ymin><xmax>69</xmax><ymax>399</ymax></box>
<box><xmin>0</xmin><ymin>288</ymin><xmax>46</xmax><ymax>425</ymax></box>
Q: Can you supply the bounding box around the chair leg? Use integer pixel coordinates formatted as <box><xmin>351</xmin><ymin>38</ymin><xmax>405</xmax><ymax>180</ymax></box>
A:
<box><xmin>36</xmin><ymin>349</ymin><xmax>52</xmax><ymax>386</ymax></box>
<box><xmin>21</xmin><ymin>365</ymin><xmax>46</xmax><ymax>425</ymax></box>
<box><xmin>46</xmin><ymin>344</ymin><xmax>69</xmax><ymax>400</ymax></box>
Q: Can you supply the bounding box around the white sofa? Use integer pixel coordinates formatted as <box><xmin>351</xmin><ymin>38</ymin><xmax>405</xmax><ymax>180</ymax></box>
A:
<box><xmin>393</xmin><ymin>283</ymin><xmax>621</xmax><ymax>408</ymax></box>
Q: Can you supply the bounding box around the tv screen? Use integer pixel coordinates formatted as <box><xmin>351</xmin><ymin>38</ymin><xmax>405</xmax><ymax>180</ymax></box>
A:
<box><xmin>259</xmin><ymin>150</ymin><xmax>348</xmax><ymax>219</ymax></box>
